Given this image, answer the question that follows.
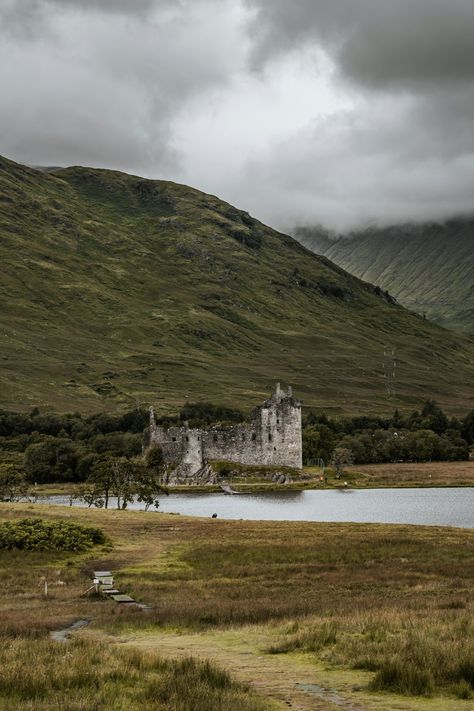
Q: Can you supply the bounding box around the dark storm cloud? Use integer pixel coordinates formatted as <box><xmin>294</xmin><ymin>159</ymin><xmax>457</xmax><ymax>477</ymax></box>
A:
<box><xmin>1</xmin><ymin>0</ymin><xmax>474</xmax><ymax>229</ymax></box>
<box><xmin>234</xmin><ymin>89</ymin><xmax>474</xmax><ymax>231</ymax></box>
<box><xmin>0</xmin><ymin>0</ymin><xmax>245</xmax><ymax>175</ymax></box>
<box><xmin>246</xmin><ymin>0</ymin><xmax>474</xmax><ymax>88</ymax></box>
<box><xmin>227</xmin><ymin>0</ymin><xmax>474</xmax><ymax>229</ymax></box>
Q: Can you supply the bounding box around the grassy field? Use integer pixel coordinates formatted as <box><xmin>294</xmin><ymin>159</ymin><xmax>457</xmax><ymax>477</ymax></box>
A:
<box><xmin>1</xmin><ymin>155</ymin><xmax>474</xmax><ymax>416</ymax></box>
<box><xmin>347</xmin><ymin>460</ymin><xmax>474</xmax><ymax>488</ymax></box>
<box><xmin>0</xmin><ymin>502</ymin><xmax>473</xmax><ymax>709</ymax></box>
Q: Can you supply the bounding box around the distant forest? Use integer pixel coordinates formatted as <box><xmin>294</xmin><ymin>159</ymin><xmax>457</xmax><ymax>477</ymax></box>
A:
<box><xmin>0</xmin><ymin>400</ymin><xmax>472</xmax><ymax>484</ymax></box>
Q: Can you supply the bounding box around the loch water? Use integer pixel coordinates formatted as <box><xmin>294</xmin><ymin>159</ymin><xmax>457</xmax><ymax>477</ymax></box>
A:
<box><xmin>44</xmin><ymin>487</ymin><xmax>474</xmax><ymax>528</ymax></box>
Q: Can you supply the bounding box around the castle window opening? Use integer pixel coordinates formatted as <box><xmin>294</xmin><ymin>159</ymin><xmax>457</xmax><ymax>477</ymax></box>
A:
<box><xmin>252</xmin><ymin>432</ymin><xmax>256</xmax><ymax>441</ymax></box>
<box><xmin>185</xmin><ymin>435</ymin><xmax>189</xmax><ymax>442</ymax></box>
<box><xmin>172</xmin><ymin>437</ymin><xmax>176</xmax><ymax>442</ymax></box>
<box><xmin>268</xmin><ymin>433</ymin><xmax>272</xmax><ymax>442</ymax></box>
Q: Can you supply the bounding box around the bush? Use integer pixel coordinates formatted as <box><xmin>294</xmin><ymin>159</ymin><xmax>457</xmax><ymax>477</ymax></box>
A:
<box><xmin>0</xmin><ymin>518</ymin><xmax>105</xmax><ymax>552</ymax></box>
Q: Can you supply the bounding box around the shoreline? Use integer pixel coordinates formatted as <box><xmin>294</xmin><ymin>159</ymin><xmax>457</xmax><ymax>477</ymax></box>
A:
<box><xmin>33</xmin><ymin>479</ymin><xmax>474</xmax><ymax>497</ymax></box>
<box><xmin>27</xmin><ymin>460</ymin><xmax>473</xmax><ymax>497</ymax></box>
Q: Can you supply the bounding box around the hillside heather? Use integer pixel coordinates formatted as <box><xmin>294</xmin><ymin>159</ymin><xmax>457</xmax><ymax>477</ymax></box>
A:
<box><xmin>1</xmin><ymin>155</ymin><xmax>474</xmax><ymax>416</ymax></box>
<box><xmin>296</xmin><ymin>221</ymin><xmax>474</xmax><ymax>335</ymax></box>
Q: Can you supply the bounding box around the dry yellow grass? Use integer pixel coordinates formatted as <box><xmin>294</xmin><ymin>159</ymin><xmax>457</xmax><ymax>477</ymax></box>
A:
<box><xmin>349</xmin><ymin>460</ymin><xmax>474</xmax><ymax>487</ymax></box>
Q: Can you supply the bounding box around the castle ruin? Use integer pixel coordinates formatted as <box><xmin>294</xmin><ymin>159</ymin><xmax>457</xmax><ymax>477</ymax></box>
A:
<box><xmin>145</xmin><ymin>384</ymin><xmax>302</xmax><ymax>478</ymax></box>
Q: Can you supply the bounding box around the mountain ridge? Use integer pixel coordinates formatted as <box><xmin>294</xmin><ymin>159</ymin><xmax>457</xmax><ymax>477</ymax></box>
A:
<box><xmin>1</xmin><ymin>155</ymin><xmax>473</xmax><ymax>416</ymax></box>
<box><xmin>295</xmin><ymin>220</ymin><xmax>474</xmax><ymax>335</ymax></box>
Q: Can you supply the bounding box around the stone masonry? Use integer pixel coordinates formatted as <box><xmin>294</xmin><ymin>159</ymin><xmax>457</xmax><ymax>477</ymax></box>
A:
<box><xmin>145</xmin><ymin>384</ymin><xmax>302</xmax><ymax>478</ymax></box>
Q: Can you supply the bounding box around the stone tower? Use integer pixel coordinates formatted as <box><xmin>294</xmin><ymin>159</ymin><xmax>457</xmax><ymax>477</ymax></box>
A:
<box><xmin>254</xmin><ymin>383</ymin><xmax>302</xmax><ymax>469</ymax></box>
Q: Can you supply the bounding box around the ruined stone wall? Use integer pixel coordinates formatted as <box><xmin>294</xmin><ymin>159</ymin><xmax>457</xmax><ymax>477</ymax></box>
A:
<box><xmin>146</xmin><ymin>384</ymin><xmax>302</xmax><ymax>475</ymax></box>
<box><xmin>201</xmin><ymin>424</ymin><xmax>260</xmax><ymax>465</ymax></box>
<box><xmin>149</xmin><ymin>425</ymin><xmax>184</xmax><ymax>463</ymax></box>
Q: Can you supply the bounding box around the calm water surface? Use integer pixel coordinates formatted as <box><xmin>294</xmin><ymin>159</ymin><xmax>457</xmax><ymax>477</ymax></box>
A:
<box><xmin>46</xmin><ymin>487</ymin><xmax>474</xmax><ymax>528</ymax></box>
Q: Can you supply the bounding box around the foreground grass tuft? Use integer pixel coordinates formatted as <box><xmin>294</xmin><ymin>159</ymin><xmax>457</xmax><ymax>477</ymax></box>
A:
<box><xmin>268</xmin><ymin>612</ymin><xmax>474</xmax><ymax>698</ymax></box>
<box><xmin>369</xmin><ymin>659</ymin><xmax>435</xmax><ymax>696</ymax></box>
<box><xmin>0</xmin><ymin>637</ymin><xmax>268</xmax><ymax>711</ymax></box>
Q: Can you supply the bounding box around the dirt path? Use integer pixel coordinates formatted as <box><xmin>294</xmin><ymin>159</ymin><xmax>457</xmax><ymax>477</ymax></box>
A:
<box><xmin>113</xmin><ymin>627</ymin><xmax>368</xmax><ymax>711</ymax></box>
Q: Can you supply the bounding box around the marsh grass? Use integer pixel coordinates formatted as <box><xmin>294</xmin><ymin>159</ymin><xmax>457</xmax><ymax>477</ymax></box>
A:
<box><xmin>267</xmin><ymin>611</ymin><xmax>474</xmax><ymax>698</ymax></box>
<box><xmin>101</xmin><ymin>518</ymin><xmax>474</xmax><ymax>629</ymax></box>
<box><xmin>0</xmin><ymin>637</ymin><xmax>268</xmax><ymax>711</ymax></box>
<box><xmin>350</xmin><ymin>461</ymin><xmax>474</xmax><ymax>488</ymax></box>
<box><xmin>1</xmin><ymin>503</ymin><xmax>474</xmax><ymax>704</ymax></box>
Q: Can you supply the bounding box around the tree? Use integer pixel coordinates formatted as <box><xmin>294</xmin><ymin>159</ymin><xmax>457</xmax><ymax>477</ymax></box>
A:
<box><xmin>24</xmin><ymin>437</ymin><xmax>80</xmax><ymax>483</ymax></box>
<box><xmin>86</xmin><ymin>454</ymin><xmax>168</xmax><ymax>510</ymax></box>
<box><xmin>146</xmin><ymin>445</ymin><xmax>164</xmax><ymax>470</ymax></box>
<box><xmin>302</xmin><ymin>425</ymin><xmax>335</xmax><ymax>465</ymax></box>
<box><xmin>110</xmin><ymin>457</ymin><xmax>136</xmax><ymax>510</ymax></box>
<box><xmin>134</xmin><ymin>460</ymin><xmax>168</xmax><ymax>511</ymax></box>
<box><xmin>330</xmin><ymin>447</ymin><xmax>353</xmax><ymax>477</ymax></box>
<box><xmin>75</xmin><ymin>484</ymin><xmax>104</xmax><ymax>508</ymax></box>
<box><xmin>420</xmin><ymin>400</ymin><xmax>448</xmax><ymax>435</ymax></box>
<box><xmin>88</xmin><ymin>457</ymin><xmax>116</xmax><ymax>509</ymax></box>
<box><xmin>406</xmin><ymin>430</ymin><xmax>440</xmax><ymax>461</ymax></box>
<box><xmin>461</xmin><ymin>409</ymin><xmax>474</xmax><ymax>445</ymax></box>
<box><xmin>0</xmin><ymin>464</ymin><xmax>29</xmax><ymax>502</ymax></box>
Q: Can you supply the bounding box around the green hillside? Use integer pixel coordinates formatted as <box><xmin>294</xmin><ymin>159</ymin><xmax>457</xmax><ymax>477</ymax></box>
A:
<box><xmin>296</xmin><ymin>221</ymin><xmax>474</xmax><ymax>335</ymax></box>
<box><xmin>1</xmin><ymin>155</ymin><xmax>474</xmax><ymax>416</ymax></box>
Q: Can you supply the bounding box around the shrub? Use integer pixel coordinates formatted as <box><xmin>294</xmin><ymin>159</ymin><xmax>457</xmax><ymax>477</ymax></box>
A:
<box><xmin>0</xmin><ymin>518</ymin><xmax>105</xmax><ymax>552</ymax></box>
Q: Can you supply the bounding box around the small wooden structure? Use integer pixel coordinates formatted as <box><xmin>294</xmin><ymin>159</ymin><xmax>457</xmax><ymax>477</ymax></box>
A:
<box><xmin>82</xmin><ymin>570</ymin><xmax>151</xmax><ymax>609</ymax></box>
<box><xmin>81</xmin><ymin>570</ymin><xmax>138</xmax><ymax>605</ymax></box>
<box><xmin>94</xmin><ymin>571</ymin><xmax>114</xmax><ymax>587</ymax></box>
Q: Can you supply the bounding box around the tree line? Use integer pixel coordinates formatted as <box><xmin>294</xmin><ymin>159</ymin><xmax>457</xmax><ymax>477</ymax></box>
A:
<box><xmin>0</xmin><ymin>400</ymin><xmax>472</xmax><ymax>498</ymax></box>
<box><xmin>303</xmin><ymin>400</ymin><xmax>474</xmax><ymax>465</ymax></box>
<box><xmin>0</xmin><ymin>402</ymin><xmax>244</xmax><ymax>484</ymax></box>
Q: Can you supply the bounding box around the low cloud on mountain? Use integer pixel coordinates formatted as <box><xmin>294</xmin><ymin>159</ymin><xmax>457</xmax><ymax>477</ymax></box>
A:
<box><xmin>1</xmin><ymin>0</ymin><xmax>473</xmax><ymax>230</ymax></box>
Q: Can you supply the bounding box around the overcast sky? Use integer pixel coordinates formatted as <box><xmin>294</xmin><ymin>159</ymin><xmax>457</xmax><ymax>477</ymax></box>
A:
<box><xmin>1</xmin><ymin>0</ymin><xmax>474</xmax><ymax>231</ymax></box>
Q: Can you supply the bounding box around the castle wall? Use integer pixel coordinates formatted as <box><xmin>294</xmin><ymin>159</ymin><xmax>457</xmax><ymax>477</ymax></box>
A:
<box><xmin>201</xmin><ymin>424</ymin><xmax>261</xmax><ymax>465</ymax></box>
<box><xmin>147</xmin><ymin>384</ymin><xmax>302</xmax><ymax>475</ymax></box>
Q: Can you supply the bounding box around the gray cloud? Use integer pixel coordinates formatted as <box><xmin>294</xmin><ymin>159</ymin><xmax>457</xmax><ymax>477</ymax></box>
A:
<box><xmin>0</xmin><ymin>0</ymin><xmax>245</xmax><ymax>174</ymax></box>
<box><xmin>1</xmin><ymin>0</ymin><xmax>474</xmax><ymax>230</ymax></box>
<box><xmin>245</xmin><ymin>0</ymin><xmax>474</xmax><ymax>88</ymax></box>
<box><xmin>231</xmin><ymin>90</ymin><xmax>474</xmax><ymax>231</ymax></box>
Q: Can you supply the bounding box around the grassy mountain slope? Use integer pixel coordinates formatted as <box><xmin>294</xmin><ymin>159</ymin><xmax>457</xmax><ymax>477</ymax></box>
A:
<box><xmin>1</xmin><ymin>155</ymin><xmax>474</xmax><ymax>416</ymax></box>
<box><xmin>296</xmin><ymin>221</ymin><xmax>474</xmax><ymax>335</ymax></box>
